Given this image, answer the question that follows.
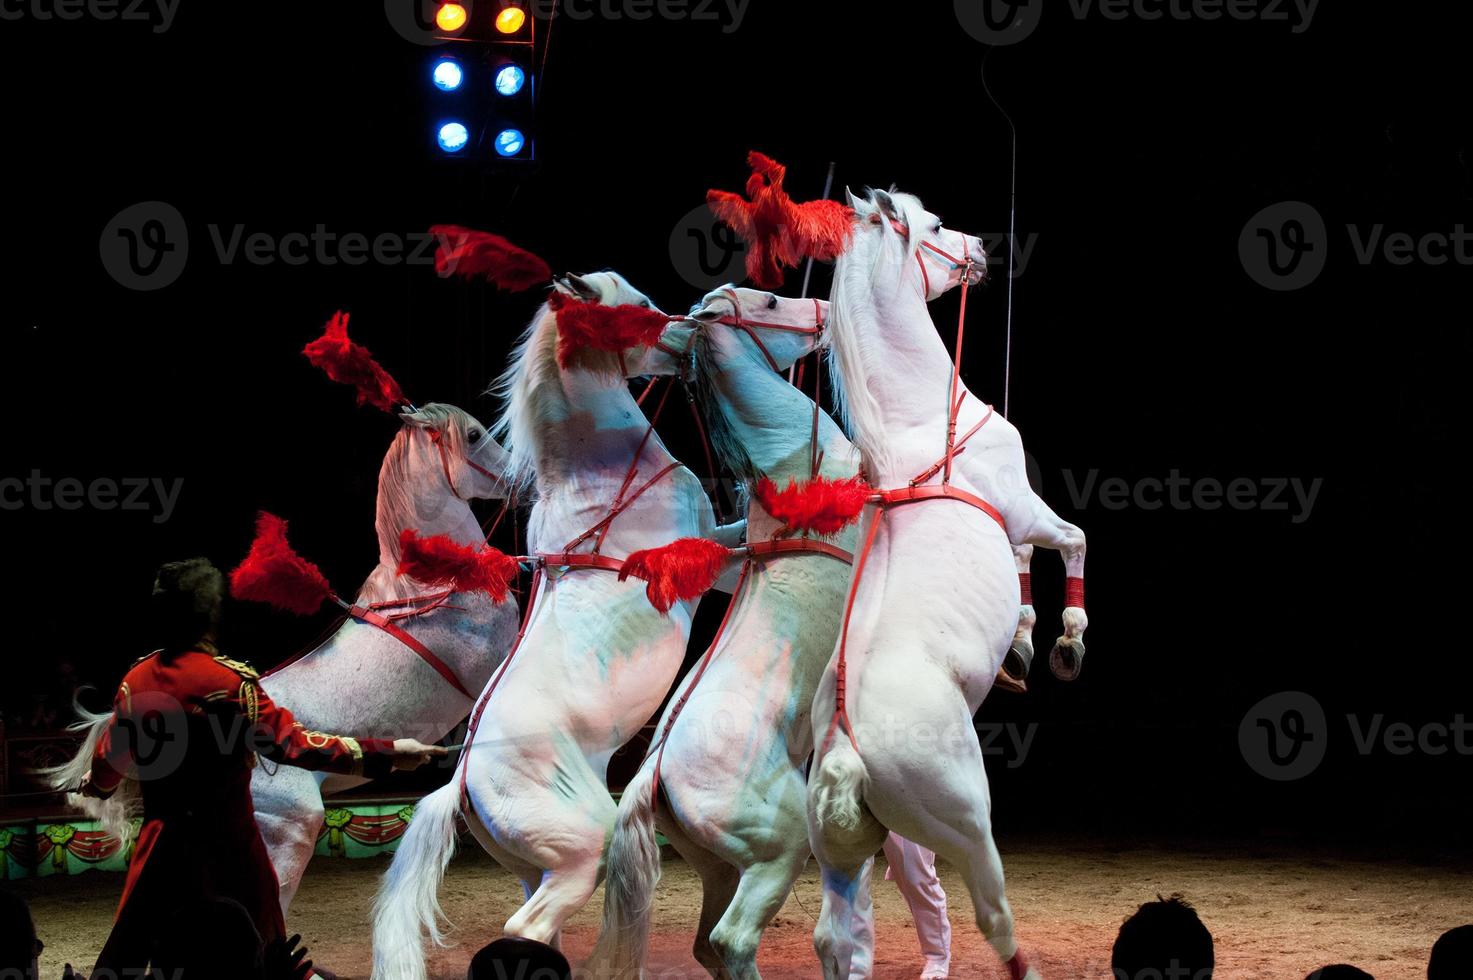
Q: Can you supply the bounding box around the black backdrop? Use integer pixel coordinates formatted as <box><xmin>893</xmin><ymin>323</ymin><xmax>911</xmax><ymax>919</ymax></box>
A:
<box><xmin>2</xmin><ymin>1</ymin><xmax>1469</xmax><ymax>844</ymax></box>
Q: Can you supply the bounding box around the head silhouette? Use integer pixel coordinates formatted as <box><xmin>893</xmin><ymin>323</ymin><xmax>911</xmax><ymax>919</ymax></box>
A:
<box><xmin>151</xmin><ymin>557</ymin><xmax>224</xmax><ymax>655</ymax></box>
<box><xmin>152</xmin><ymin>897</ymin><xmax>264</xmax><ymax>979</ymax></box>
<box><xmin>0</xmin><ymin>890</ymin><xmax>40</xmax><ymax>979</ymax></box>
<box><xmin>467</xmin><ymin>937</ymin><xmax>571</xmax><ymax>980</ymax></box>
<box><xmin>1429</xmin><ymin>925</ymin><xmax>1473</xmax><ymax>980</ymax></box>
<box><xmin>1306</xmin><ymin>967</ymin><xmax>1373</xmax><ymax>980</ymax></box>
<box><xmin>1111</xmin><ymin>894</ymin><xmax>1215</xmax><ymax>980</ymax></box>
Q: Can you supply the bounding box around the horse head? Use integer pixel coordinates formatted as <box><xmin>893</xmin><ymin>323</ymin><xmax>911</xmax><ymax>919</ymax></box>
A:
<box><xmin>553</xmin><ymin>271</ymin><xmax>690</xmax><ymax>380</ymax></box>
<box><xmin>846</xmin><ymin>187</ymin><xmax>988</xmax><ymax>301</ymax></box>
<box><xmin>388</xmin><ymin>402</ymin><xmax>510</xmax><ymax>506</ymax></box>
<box><xmin>687</xmin><ymin>285</ymin><xmax>829</xmax><ymax>373</ymax></box>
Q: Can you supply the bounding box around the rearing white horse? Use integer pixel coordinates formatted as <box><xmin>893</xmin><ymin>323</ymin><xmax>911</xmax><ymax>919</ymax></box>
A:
<box><xmin>251</xmin><ymin>402</ymin><xmax>519</xmax><ymax>912</ymax></box>
<box><xmin>590</xmin><ymin>285</ymin><xmax>853</xmax><ymax>980</ymax></box>
<box><xmin>52</xmin><ymin>402</ymin><xmax>519</xmax><ymax>927</ymax></box>
<box><xmin>807</xmin><ymin>188</ymin><xmax>1078</xmax><ymax>980</ymax></box>
<box><xmin>371</xmin><ymin>272</ymin><xmax>741</xmax><ymax>980</ymax></box>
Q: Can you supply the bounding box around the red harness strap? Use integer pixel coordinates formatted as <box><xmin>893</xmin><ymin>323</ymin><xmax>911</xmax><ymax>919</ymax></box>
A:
<box><xmin>345</xmin><ymin>601</ymin><xmax>475</xmax><ymax>700</ymax></box>
<box><xmin>536</xmin><ymin>552</ymin><xmax>628</xmax><ymax>574</ymax></box>
<box><xmin>648</xmin><ymin>534</ymin><xmax>855</xmax><ymax>814</ymax></box>
<box><xmin>458</xmin><ymin>566</ymin><xmax>542</xmax><ymax>801</ymax></box>
<box><xmin>819</xmin><ymin>241</ymin><xmax>1012</xmax><ymax>759</ymax></box>
<box><xmin>456</xmin><ymin>370</ymin><xmax>694</xmax><ymax>803</ymax></box>
<box><xmin>261</xmin><ymin>588</ymin><xmax>475</xmax><ymax>704</ymax></box>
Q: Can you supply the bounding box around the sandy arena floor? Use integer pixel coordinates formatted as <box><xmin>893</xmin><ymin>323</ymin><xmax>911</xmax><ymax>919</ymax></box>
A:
<box><xmin>15</xmin><ymin>833</ymin><xmax>1471</xmax><ymax>979</ymax></box>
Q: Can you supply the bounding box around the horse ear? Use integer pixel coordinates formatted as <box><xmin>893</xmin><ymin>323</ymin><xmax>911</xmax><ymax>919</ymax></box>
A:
<box><xmin>554</xmin><ymin>273</ymin><xmax>600</xmax><ymax>302</ymax></box>
<box><xmin>871</xmin><ymin>189</ymin><xmax>900</xmax><ymax>222</ymax></box>
<box><xmin>843</xmin><ymin>186</ymin><xmax>858</xmax><ymax>208</ymax></box>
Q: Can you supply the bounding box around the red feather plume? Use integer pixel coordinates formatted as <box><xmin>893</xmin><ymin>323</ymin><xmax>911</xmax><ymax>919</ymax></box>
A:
<box><xmin>752</xmin><ymin>474</ymin><xmax>873</xmax><ymax>537</ymax></box>
<box><xmin>229</xmin><ymin>512</ymin><xmax>334</xmax><ymax>615</ymax></box>
<box><xmin>429</xmin><ymin>224</ymin><xmax>552</xmax><ymax>292</ymax></box>
<box><xmin>619</xmin><ymin>537</ymin><xmax>733</xmax><ymax>615</ymax></box>
<box><xmin>547</xmin><ymin>292</ymin><xmax>672</xmax><ymax>369</ymax></box>
<box><xmin>396</xmin><ymin>529</ymin><xmax>519</xmax><ymax>604</ymax></box>
<box><xmin>706</xmin><ymin>151</ymin><xmax>855</xmax><ymax>289</ymax></box>
<box><xmin>302</xmin><ymin>311</ymin><xmax>409</xmax><ymax>413</ymax></box>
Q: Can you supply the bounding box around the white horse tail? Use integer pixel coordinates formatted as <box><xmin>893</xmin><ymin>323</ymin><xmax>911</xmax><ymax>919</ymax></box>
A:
<box><xmin>40</xmin><ymin>697</ymin><xmax>141</xmax><ymax>847</ymax></box>
<box><xmin>813</xmin><ymin>738</ymin><xmax>870</xmax><ymax>832</ymax></box>
<box><xmin>589</xmin><ymin>763</ymin><xmax>662</xmax><ymax>979</ymax></box>
<box><xmin>371</xmin><ymin>781</ymin><xmax>462</xmax><ymax>980</ymax></box>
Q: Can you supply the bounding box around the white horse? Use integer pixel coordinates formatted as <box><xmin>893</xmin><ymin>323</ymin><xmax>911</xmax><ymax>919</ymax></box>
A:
<box><xmin>371</xmin><ymin>272</ymin><xmax>742</xmax><ymax>980</ymax></box>
<box><xmin>50</xmin><ymin>404</ymin><xmax>518</xmax><ymax>913</ymax></box>
<box><xmin>590</xmin><ymin>285</ymin><xmax>854</xmax><ymax>979</ymax></box>
<box><xmin>251</xmin><ymin>402</ymin><xmax>520</xmax><ymax>912</ymax></box>
<box><xmin>807</xmin><ymin>188</ymin><xmax>1084</xmax><ymax>980</ymax></box>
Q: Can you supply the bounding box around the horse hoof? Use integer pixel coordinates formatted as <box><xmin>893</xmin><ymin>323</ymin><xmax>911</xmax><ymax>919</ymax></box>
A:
<box><xmin>1004</xmin><ymin>637</ymin><xmax>1034</xmax><ymax>681</ymax></box>
<box><xmin>1049</xmin><ymin>636</ymin><xmax>1085</xmax><ymax>681</ymax></box>
<box><xmin>994</xmin><ymin>667</ymin><xmax>1028</xmax><ymax>695</ymax></box>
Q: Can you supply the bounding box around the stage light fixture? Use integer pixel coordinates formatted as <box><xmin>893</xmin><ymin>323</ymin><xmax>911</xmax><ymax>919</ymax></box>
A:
<box><xmin>494</xmin><ymin>128</ymin><xmax>526</xmax><ymax>157</ymax></box>
<box><xmin>494</xmin><ymin>64</ymin><xmax>526</xmax><ymax>96</ymax></box>
<box><xmin>435</xmin><ymin>2</ymin><xmax>469</xmax><ymax>32</ymax></box>
<box><xmin>495</xmin><ymin>5</ymin><xmax>527</xmax><ymax>33</ymax></box>
<box><xmin>438</xmin><ymin>122</ymin><xmax>471</xmax><ymax>153</ymax></box>
<box><xmin>432</xmin><ymin>58</ymin><xmax>465</xmax><ymax>92</ymax></box>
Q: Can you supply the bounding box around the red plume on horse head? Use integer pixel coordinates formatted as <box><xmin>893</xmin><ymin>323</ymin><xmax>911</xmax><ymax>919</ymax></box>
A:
<box><xmin>302</xmin><ymin>311</ymin><xmax>409</xmax><ymax>414</ymax></box>
<box><xmin>706</xmin><ymin>151</ymin><xmax>855</xmax><ymax>289</ymax></box>
<box><xmin>229</xmin><ymin>512</ymin><xmax>335</xmax><ymax>616</ymax></box>
<box><xmin>547</xmin><ymin>290</ymin><xmax>673</xmax><ymax>370</ymax></box>
<box><xmin>429</xmin><ymin>225</ymin><xmax>552</xmax><ymax>292</ymax></box>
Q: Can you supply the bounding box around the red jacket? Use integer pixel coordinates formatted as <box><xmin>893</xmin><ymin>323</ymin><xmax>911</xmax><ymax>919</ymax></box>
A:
<box><xmin>89</xmin><ymin>647</ymin><xmax>396</xmax><ymax>973</ymax></box>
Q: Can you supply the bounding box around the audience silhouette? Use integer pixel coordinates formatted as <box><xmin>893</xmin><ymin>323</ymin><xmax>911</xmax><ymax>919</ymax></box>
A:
<box><xmin>467</xmin><ymin>937</ymin><xmax>572</xmax><ymax>980</ymax></box>
<box><xmin>1111</xmin><ymin>893</ymin><xmax>1215</xmax><ymax>980</ymax></box>
<box><xmin>1429</xmin><ymin>925</ymin><xmax>1473</xmax><ymax>980</ymax></box>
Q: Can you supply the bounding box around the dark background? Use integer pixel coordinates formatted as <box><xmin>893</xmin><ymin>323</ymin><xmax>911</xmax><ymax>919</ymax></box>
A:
<box><xmin>1</xmin><ymin>1</ymin><xmax>1469</xmax><ymax>845</ymax></box>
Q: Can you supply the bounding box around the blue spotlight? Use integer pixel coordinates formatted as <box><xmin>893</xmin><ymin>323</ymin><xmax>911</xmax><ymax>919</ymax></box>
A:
<box><xmin>437</xmin><ymin>122</ymin><xmax>470</xmax><ymax>153</ymax></box>
<box><xmin>493</xmin><ymin>128</ymin><xmax>526</xmax><ymax>157</ymax></box>
<box><xmin>494</xmin><ymin>64</ymin><xmax>526</xmax><ymax>96</ymax></box>
<box><xmin>432</xmin><ymin>59</ymin><xmax>464</xmax><ymax>92</ymax></box>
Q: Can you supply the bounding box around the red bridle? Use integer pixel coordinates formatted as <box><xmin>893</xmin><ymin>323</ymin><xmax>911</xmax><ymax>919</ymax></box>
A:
<box><xmin>711</xmin><ymin>287</ymin><xmax>827</xmax><ymax>374</ymax></box>
<box><xmin>426</xmin><ymin>426</ymin><xmax>502</xmax><ymax>501</ymax></box>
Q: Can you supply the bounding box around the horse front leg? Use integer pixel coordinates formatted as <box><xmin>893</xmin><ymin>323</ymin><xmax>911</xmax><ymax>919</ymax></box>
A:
<box><xmin>997</xmin><ymin>544</ymin><xmax>1036</xmax><ymax>693</ymax></box>
<box><xmin>1013</xmin><ymin>493</ymin><xmax>1088</xmax><ymax>681</ymax></box>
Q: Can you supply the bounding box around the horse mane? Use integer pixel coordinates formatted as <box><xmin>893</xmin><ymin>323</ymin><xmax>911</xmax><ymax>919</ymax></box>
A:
<box><xmin>489</xmin><ymin>302</ymin><xmax>565</xmax><ymax>496</ymax></box>
<box><xmin>826</xmin><ymin>189</ymin><xmax>924</xmax><ymax>477</ymax></box>
<box><xmin>366</xmin><ymin>402</ymin><xmax>470</xmax><ymax>602</ymax></box>
<box><xmin>689</xmin><ymin>325</ymin><xmax>758</xmax><ymax>484</ymax></box>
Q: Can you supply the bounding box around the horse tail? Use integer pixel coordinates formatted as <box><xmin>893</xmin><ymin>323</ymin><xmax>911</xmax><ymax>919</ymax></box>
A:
<box><xmin>588</xmin><ymin>763</ymin><xmax>662</xmax><ymax>979</ymax></box>
<box><xmin>371</xmin><ymin>781</ymin><xmax>462</xmax><ymax>980</ymax></box>
<box><xmin>813</xmin><ymin>738</ymin><xmax>869</xmax><ymax>832</ymax></box>
<box><xmin>39</xmin><ymin>695</ymin><xmax>142</xmax><ymax>847</ymax></box>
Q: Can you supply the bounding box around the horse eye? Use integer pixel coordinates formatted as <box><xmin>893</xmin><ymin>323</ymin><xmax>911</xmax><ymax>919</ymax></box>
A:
<box><xmin>467</xmin><ymin>429</ymin><xmax>482</xmax><ymax>443</ymax></box>
<box><xmin>640</xmin><ymin>299</ymin><xmax>651</xmax><ymax>308</ymax></box>
<box><xmin>767</xmin><ymin>295</ymin><xmax>779</xmax><ymax>310</ymax></box>
<box><xmin>933</xmin><ymin>223</ymin><xmax>943</xmax><ymax>234</ymax></box>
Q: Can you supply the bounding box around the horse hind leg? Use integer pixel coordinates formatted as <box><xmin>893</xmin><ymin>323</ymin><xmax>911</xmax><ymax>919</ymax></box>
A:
<box><xmin>949</xmin><ymin>836</ymin><xmax>1040</xmax><ymax>980</ymax></box>
<box><xmin>504</xmin><ymin>855</ymin><xmax>603</xmax><ymax>946</ymax></box>
<box><xmin>252</xmin><ymin>766</ymin><xmax>326</xmax><ymax>914</ymax></box>
<box><xmin>707</xmin><ymin>852</ymin><xmax>808</xmax><ymax>979</ymax></box>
